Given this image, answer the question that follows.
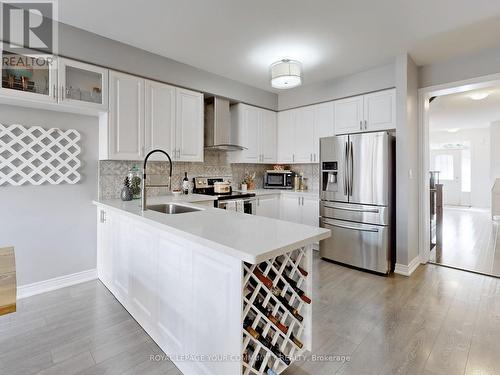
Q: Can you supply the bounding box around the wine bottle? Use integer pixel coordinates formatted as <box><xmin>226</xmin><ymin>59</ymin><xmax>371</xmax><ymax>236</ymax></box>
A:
<box><xmin>253</xmin><ymin>268</ymin><xmax>274</xmax><ymax>289</ymax></box>
<box><xmin>182</xmin><ymin>172</ymin><xmax>189</xmax><ymax>194</ymax></box>
<box><xmin>275</xmin><ymin>258</ymin><xmax>308</xmax><ymax>277</ymax></box>
<box><xmin>271</xmin><ymin>287</ymin><xmax>304</xmax><ymax>322</ymax></box>
<box><xmin>254</xmin><ymin>324</ymin><xmax>291</xmax><ymax>365</ymax></box>
<box><xmin>265</xmin><ymin>367</ymin><xmax>278</xmax><ymax>375</ymax></box>
<box><xmin>281</xmin><ymin>274</ymin><xmax>312</xmax><ymax>304</ymax></box>
<box><xmin>253</xmin><ymin>297</ymin><xmax>289</xmax><ymax>334</ymax></box>
<box><xmin>290</xmin><ymin>333</ymin><xmax>304</xmax><ymax>349</ymax></box>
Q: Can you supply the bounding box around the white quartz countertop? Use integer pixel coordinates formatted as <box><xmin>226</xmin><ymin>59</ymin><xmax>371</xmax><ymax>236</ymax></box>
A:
<box><xmin>93</xmin><ymin>194</ymin><xmax>330</xmax><ymax>264</ymax></box>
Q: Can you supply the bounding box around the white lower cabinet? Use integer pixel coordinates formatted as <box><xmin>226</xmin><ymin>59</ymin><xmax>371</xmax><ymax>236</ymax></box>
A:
<box><xmin>279</xmin><ymin>194</ymin><xmax>319</xmax><ymax>226</ymax></box>
<box><xmin>96</xmin><ymin>207</ymin><xmax>241</xmax><ymax>375</ymax></box>
<box><xmin>280</xmin><ymin>194</ymin><xmax>302</xmax><ymax>223</ymax></box>
<box><xmin>255</xmin><ymin>194</ymin><xmax>280</xmax><ymax>219</ymax></box>
<box><xmin>156</xmin><ymin>234</ymin><xmax>191</xmax><ymax>355</ymax></box>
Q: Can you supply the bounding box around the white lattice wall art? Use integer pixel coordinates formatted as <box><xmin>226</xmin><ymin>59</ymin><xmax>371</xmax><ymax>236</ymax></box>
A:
<box><xmin>0</xmin><ymin>123</ymin><xmax>82</xmax><ymax>186</ymax></box>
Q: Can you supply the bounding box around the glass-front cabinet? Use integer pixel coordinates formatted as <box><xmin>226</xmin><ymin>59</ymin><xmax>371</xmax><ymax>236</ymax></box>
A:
<box><xmin>1</xmin><ymin>45</ymin><xmax>57</xmax><ymax>102</ymax></box>
<box><xmin>1</xmin><ymin>45</ymin><xmax>108</xmax><ymax>112</ymax></box>
<box><xmin>58</xmin><ymin>58</ymin><xmax>108</xmax><ymax>110</ymax></box>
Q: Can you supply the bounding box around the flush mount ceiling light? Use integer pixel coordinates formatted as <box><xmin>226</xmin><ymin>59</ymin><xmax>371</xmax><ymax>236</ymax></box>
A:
<box><xmin>469</xmin><ymin>91</ymin><xmax>490</xmax><ymax>100</ymax></box>
<box><xmin>270</xmin><ymin>59</ymin><xmax>302</xmax><ymax>89</ymax></box>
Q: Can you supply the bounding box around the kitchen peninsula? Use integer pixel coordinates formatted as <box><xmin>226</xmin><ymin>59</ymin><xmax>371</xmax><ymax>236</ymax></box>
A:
<box><xmin>93</xmin><ymin>195</ymin><xmax>330</xmax><ymax>375</ymax></box>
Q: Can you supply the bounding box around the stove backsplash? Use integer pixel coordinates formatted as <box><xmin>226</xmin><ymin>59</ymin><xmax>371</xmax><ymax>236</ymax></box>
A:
<box><xmin>99</xmin><ymin>150</ymin><xmax>319</xmax><ymax>199</ymax></box>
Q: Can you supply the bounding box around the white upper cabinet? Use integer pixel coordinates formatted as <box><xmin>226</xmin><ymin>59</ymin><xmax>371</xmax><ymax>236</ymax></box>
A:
<box><xmin>277</xmin><ymin>110</ymin><xmax>295</xmax><ymax>163</ymax></box>
<box><xmin>1</xmin><ymin>51</ymin><xmax>109</xmax><ymax>114</ymax></box>
<box><xmin>144</xmin><ymin>80</ymin><xmax>176</xmax><ymax>160</ymax></box>
<box><xmin>100</xmin><ymin>77</ymin><xmax>204</xmax><ymax>161</ymax></box>
<box><xmin>363</xmin><ymin>89</ymin><xmax>396</xmax><ymax>132</ymax></box>
<box><xmin>232</xmin><ymin>104</ymin><xmax>277</xmax><ymax>164</ymax></box>
<box><xmin>104</xmin><ymin>71</ymin><xmax>145</xmax><ymax>160</ymax></box>
<box><xmin>233</xmin><ymin>104</ymin><xmax>260</xmax><ymax>163</ymax></box>
<box><xmin>0</xmin><ymin>45</ymin><xmax>58</xmax><ymax>103</ymax></box>
<box><xmin>175</xmin><ymin>88</ymin><xmax>204</xmax><ymax>162</ymax></box>
<box><xmin>334</xmin><ymin>88</ymin><xmax>395</xmax><ymax>134</ymax></box>
<box><xmin>277</xmin><ymin>102</ymin><xmax>334</xmax><ymax>164</ymax></box>
<box><xmin>58</xmin><ymin>57</ymin><xmax>108</xmax><ymax>111</ymax></box>
<box><xmin>334</xmin><ymin>95</ymin><xmax>364</xmax><ymax>134</ymax></box>
<box><xmin>260</xmin><ymin>109</ymin><xmax>277</xmax><ymax>163</ymax></box>
<box><xmin>294</xmin><ymin>106</ymin><xmax>315</xmax><ymax>163</ymax></box>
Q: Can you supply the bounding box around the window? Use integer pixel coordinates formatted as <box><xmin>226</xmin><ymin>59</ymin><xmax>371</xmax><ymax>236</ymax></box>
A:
<box><xmin>461</xmin><ymin>149</ymin><xmax>471</xmax><ymax>192</ymax></box>
<box><xmin>434</xmin><ymin>154</ymin><xmax>454</xmax><ymax>180</ymax></box>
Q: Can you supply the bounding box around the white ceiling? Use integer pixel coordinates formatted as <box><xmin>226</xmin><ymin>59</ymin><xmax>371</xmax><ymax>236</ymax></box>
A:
<box><xmin>429</xmin><ymin>87</ymin><xmax>500</xmax><ymax>131</ymax></box>
<box><xmin>58</xmin><ymin>0</ymin><xmax>500</xmax><ymax>92</ymax></box>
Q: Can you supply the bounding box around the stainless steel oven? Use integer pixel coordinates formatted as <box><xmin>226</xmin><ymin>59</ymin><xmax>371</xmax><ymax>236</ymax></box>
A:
<box><xmin>264</xmin><ymin>170</ymin><xmax>294</xmax><ymax>189</ymax></box>
<box><xmin>217</xmin><ymin>197</ymin><xmax>256</xmax><ymax>215</ymax></box>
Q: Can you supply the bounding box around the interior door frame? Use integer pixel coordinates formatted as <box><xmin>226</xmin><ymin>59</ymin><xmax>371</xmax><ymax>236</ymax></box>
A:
<box><xmin>418</xmin><ymin>73</ymin><xmax>500</xmax><ymax>264</ymax></box>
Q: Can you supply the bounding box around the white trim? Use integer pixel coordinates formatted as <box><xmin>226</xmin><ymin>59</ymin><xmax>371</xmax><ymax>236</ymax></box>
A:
<box><xmin>394</xmin><ymin>256</ymin><xmax>421</xmax><ymax>276</ymax></box>
<box><xmin>17</xmin><ymin>269</ymin><xmax>97</xmax><ymax>299</ymax></box>
<box><xmin>418</xmin><ymin>73</ymin><xmax>500</xmax><ymax>265</ymax></box>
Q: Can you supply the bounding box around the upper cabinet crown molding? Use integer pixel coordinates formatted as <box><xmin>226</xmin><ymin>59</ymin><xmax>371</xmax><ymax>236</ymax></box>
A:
<box><xmin>334</xmin><ymin>88</ymin><xmax>395</xmax><ymax>135</ymax></box>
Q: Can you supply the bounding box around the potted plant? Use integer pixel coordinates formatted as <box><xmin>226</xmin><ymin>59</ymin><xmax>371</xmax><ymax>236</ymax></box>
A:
<box><xmin>242</xmin><ymin>172</ymin><xmax>256</xmax><ymax>191</ymax></box>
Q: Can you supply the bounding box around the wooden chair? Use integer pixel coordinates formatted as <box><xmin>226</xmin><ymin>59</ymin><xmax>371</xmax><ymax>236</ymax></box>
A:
<box><xmin>0</xmin><ymin>247</ymin><xmax>16</xmax><ymax>316</ymax></box>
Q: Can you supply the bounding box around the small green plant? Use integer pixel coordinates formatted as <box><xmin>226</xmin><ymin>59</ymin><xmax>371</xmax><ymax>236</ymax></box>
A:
<box><xmin>130</xmin><ymin>176</ymin><xmax>142</xmax><ymax>197</ymax></box>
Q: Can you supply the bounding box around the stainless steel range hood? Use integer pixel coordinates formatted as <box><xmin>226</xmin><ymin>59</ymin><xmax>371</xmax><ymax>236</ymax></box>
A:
<box><xmin>204</xmin><ymin>97</ymin><xmax>246</xmax><ymax>151</ymax></box>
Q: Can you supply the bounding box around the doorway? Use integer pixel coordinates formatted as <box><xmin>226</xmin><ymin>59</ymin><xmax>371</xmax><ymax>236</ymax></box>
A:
<box><xmin>421</xmin><ymin>78</ymin><xmax>500</xmax><ymax>277</ymax></box>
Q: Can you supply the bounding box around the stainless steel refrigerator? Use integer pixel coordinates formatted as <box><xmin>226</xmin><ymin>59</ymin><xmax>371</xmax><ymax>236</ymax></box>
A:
<box><xmin>319</xmin><ymin>132</ymin><xmax>395</xmax><ymax>274</ymax></box>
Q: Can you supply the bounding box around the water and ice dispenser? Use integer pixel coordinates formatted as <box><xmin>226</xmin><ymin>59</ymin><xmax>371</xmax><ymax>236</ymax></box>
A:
<box><xmin>321</xmin><ymin>161</ymin><xmax>338</xmax><ymax>193</ymax></box>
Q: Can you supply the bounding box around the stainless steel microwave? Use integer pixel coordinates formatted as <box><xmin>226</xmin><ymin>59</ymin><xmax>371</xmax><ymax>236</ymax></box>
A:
<box><xmin>264</xmin><ymin>170</ymin><xmax>294</xmax><ymax>189</ymax></box>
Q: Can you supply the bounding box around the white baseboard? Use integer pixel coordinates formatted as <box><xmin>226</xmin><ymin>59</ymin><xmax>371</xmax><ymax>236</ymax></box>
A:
<box><xmin>394</xmin><ymin>256</ymin><xmax>421</xmax><ymax>277</ymax></box>
<box><xmin>17</xmin><ymin>269</ymin><xmax>97</xmax><ymax>299</ymax></box>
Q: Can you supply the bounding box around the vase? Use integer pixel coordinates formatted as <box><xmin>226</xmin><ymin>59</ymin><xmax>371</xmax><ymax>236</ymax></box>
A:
<box><xmin>120</xmin><ymin>186</ymin><xmax>133</xmax><ymax>201</ymax></box>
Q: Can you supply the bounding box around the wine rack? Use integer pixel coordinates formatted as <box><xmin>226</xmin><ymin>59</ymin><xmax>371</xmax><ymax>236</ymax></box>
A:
<box><xmin>242</xmin><ymin>247</ymin><xmax>312</xmax><ymax>375</ymax></box>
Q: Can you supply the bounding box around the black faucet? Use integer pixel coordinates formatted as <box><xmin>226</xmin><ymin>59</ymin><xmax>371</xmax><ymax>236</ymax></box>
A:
<box><xmin>142</xmin><ymin>149</ymin><xmax>173</xmax><ymax>211</ymax></box>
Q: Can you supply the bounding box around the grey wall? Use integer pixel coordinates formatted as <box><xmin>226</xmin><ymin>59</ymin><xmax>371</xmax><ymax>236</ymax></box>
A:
<box><xmin>278</xmin><ymin>62</ymin><xmax>396</xmax><ymax>110</ymax></box>
<box><xmin>0</xmin><ymin>104</ymin><xmax>98</xmax><ymax>286</ymax></box>
<box><xmin>395</xmin><ymin>54</ymin><xmax>420</xmax><ymax>266</ymax></box>
<box><xmin>57</xmin><ymin>23</ymin><xmax>278</xmax><ymax>111</ymax></box>
<box><xmin>419</xmin><ymin>44</ymin><xmax>500</xmax><ymax>88</ymax></box>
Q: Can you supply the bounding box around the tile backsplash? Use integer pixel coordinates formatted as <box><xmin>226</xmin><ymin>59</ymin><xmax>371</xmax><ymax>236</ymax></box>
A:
<box><xmin>99</xmin><ymin>150</ymin><xmax>319</xmax><ymax>199</ymax></box>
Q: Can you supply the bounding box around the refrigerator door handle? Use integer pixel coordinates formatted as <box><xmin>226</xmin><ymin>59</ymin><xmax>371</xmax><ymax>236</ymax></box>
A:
<box><xmin>322</xmin><ymin>218</ymin><xmax>380</xmax><ymax>233</ymax></box>
<box><xmin>322</xmin><ymin>203</ymin><xmax>380</xmax><ymax>213</ymax></box>
<box><xmin>349</xmin><ymin>140</ymin><xmax>354</xmax><ymax>196</ymax></box>
<box><xmin>344</xmin><ymin>141</ymin><xmax>349</xmax><ymax>196</ymax></box>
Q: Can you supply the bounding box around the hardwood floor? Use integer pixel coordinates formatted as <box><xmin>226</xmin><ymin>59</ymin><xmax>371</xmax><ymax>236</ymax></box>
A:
<box><xmin>2</xmin><ymin>255</ymin><xmax>500</xmax><ymax>374</ymax></box>
<box><xmin>431</xmin><ymin>206</ymin><xmax>500</xmax><ymax>277</ymax></box>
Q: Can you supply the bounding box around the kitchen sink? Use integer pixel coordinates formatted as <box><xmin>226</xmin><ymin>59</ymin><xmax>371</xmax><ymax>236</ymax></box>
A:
<box><xmin>146</xmin><ymin>203</ymin><xmax>202</xmax><ymax>214</ymax></box>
